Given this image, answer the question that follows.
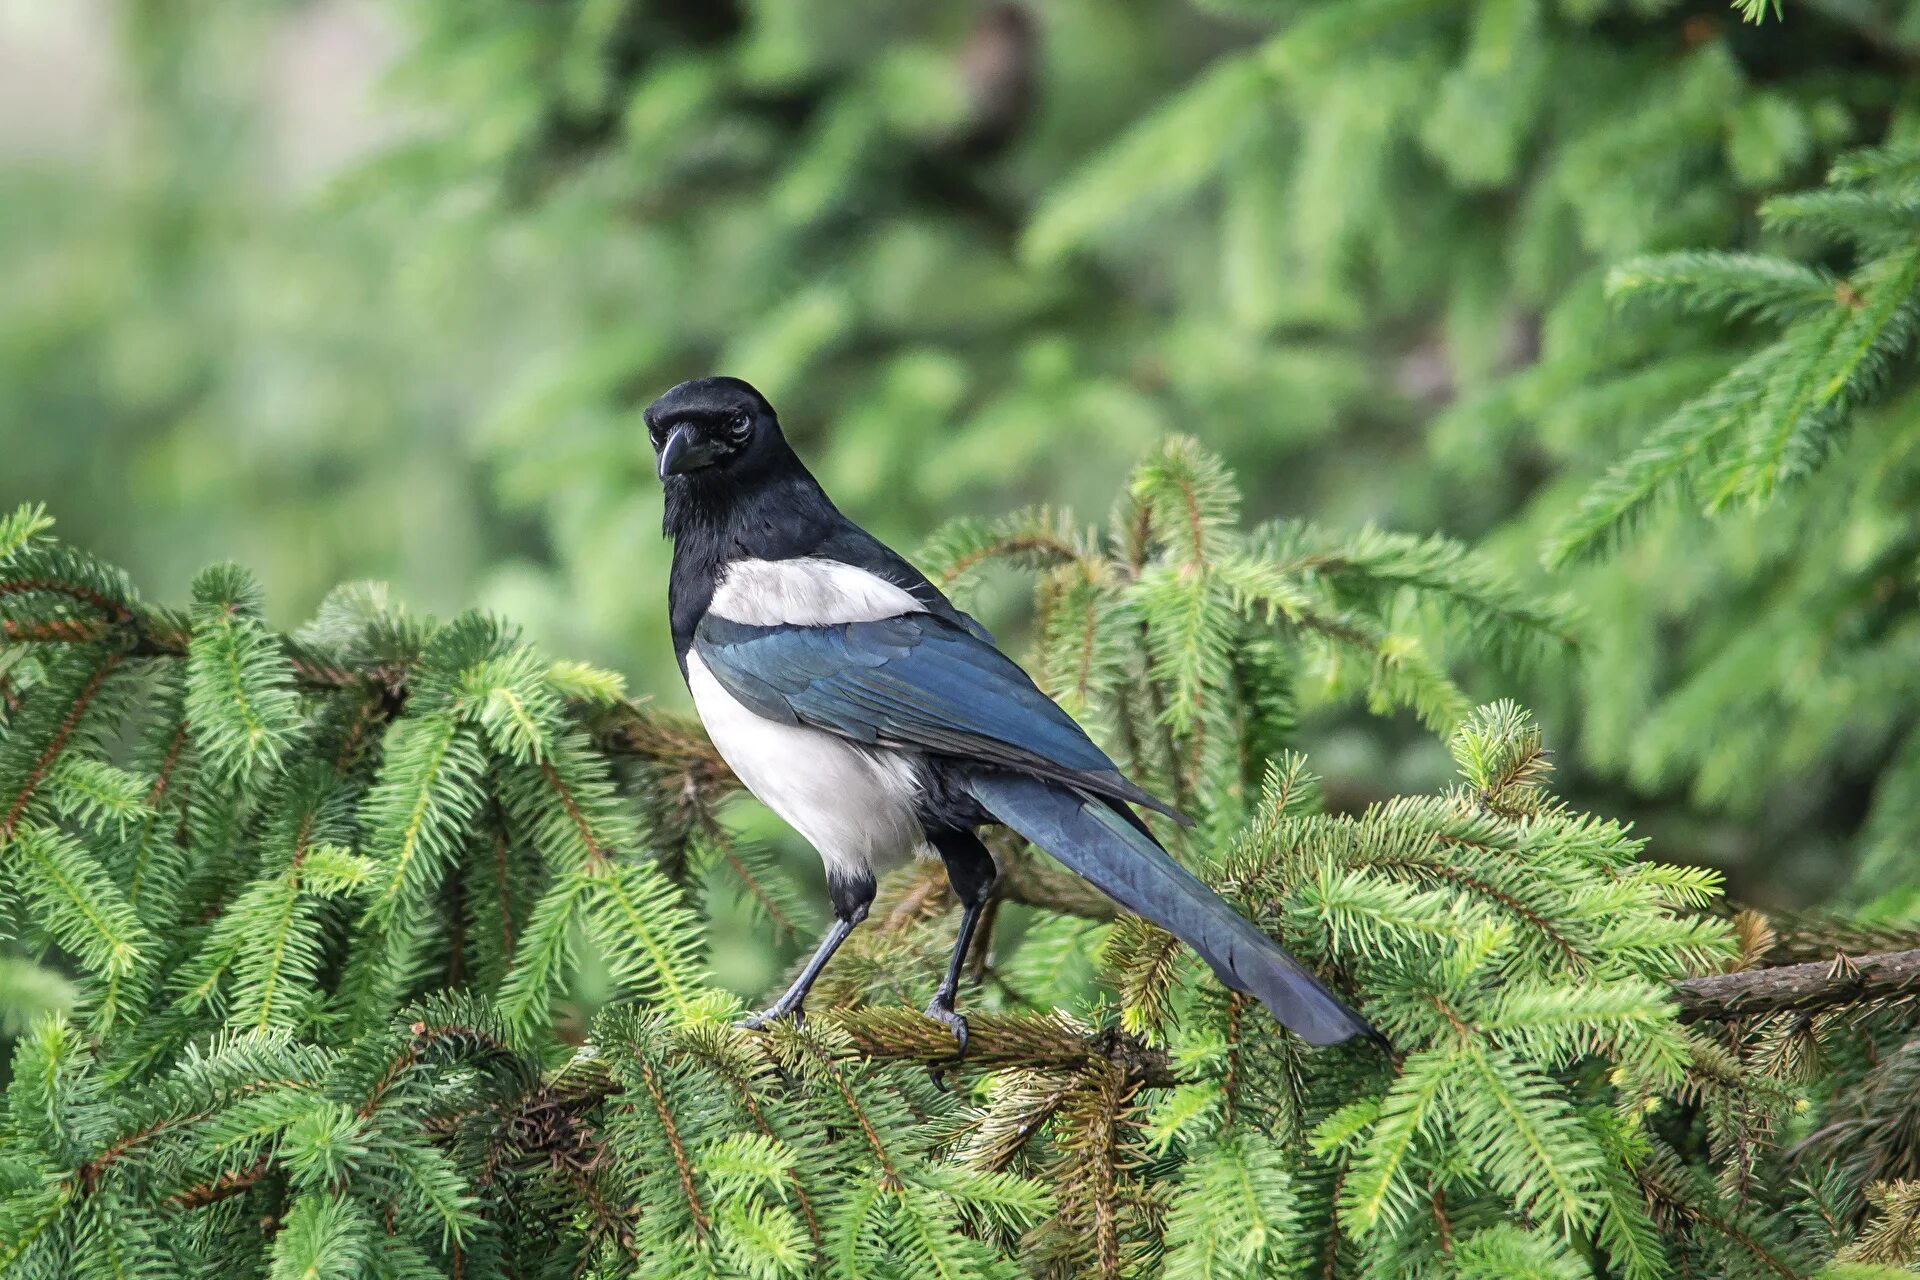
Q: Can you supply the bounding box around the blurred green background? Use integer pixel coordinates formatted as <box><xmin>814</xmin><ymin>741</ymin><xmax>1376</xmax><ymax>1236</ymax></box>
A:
<box><xmin>5</xmin><ymin>0</ymin><xmax>1917</xmax><ymax>963</ymax></box>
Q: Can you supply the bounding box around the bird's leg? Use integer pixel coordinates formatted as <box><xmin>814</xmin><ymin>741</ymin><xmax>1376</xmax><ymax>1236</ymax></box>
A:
<box><xmin>738</xmin><ymin>869</ymin><xmax>873</xmax><ymax>1031</ymax></box>
<box><xmin>925</xmin><ymin>898</ymin><xmax>987</xmax><ymax>1054</ymax></box>
<box><xmin>735</xmin><ymin>914</ymin><xmax>860</xmax><ymax>1029</ymax></box>
<box><xmin>925</xmin><ymin>830</ymin><xmax>998</xmax><ymax>1060</ymax></box>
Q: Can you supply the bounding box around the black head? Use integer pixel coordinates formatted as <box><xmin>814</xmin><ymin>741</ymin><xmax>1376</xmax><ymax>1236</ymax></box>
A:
<box><xmin>644</xmin><ymin>376</ymin><xmax>787</xmax><ymax>485</ymax></box>
<box><xmin>649</xmin><ymin>377</ymin><xmax>841</xmax><ymax>616</ymax></box>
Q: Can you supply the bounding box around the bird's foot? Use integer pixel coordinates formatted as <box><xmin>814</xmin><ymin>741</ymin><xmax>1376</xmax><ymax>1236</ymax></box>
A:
<box><xmin>923</xmin><ymin>994</ymin><xmax>969</xmax><ymax>1060</ymax></box>
<box><xmin>923</xmin><ymin>995</ymin><xmax>969</xmax><ymax>1092</ymax></box>
<box><xmin>736</xmin><ymin>1002</ymin><xmax>804</xmax><ymax>1033</ymax></box>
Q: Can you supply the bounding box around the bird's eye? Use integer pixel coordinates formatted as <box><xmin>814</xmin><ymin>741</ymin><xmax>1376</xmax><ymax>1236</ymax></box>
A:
<box><xmin>727</xmin><ymin>410</ymin><xmax>752</xmax><ymax>441</ymax></box>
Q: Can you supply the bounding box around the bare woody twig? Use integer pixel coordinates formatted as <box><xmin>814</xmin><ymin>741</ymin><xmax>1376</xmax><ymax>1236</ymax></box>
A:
<box><xmin>1673</xmin><ymin>949</ymin><xmax>1920</xmax><ymax>1024</ymax></box>
<box><xmin>998</xmin><ymin>854</ymin><xmax>1118</xmax><ymax>921</ymax></box>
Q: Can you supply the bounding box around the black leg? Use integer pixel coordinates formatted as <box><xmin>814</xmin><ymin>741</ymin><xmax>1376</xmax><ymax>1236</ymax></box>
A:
<box><xmin>738</xmin><ymin>868</ymin><xmax>874</xmax><ymax>1030</ymax></box>
<box><xmin>925</xmin><ymin>830</ymin><xmax>997</xmax><ymax>1058</ymax></box>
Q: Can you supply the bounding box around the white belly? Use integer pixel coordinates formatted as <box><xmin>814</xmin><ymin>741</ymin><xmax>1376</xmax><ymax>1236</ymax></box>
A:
<box><xmin>685</xmin><ymin>651</ymin><xmax>926</xmax><ymax>878</ymax></box>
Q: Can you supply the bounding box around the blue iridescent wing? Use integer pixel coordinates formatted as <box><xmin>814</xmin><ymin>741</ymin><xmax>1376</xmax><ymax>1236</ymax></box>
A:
<box><xmin>691</xmin><ymin>612</ymin><xmax>1182</xmax><ymax>820</ymax></box>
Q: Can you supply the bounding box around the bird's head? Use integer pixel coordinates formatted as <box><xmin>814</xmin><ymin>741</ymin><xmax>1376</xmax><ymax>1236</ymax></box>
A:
<box><xmin>645</xmin><ymin>376</ymin><xmax>785</xmax><ymax>486</ymax></box>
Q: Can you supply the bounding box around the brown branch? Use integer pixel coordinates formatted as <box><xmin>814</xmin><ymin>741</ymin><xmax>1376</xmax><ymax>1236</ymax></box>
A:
<box><xmin>1320</xmin><ymin>1159</ymin><xmax>1349</xmax><ymax>1280</ymax></box>
<box><xmin>1635</xmin><ymin>1150</ymin><xmax>1802</xmax><ymax>1280</ymax></box>
<box><xmin>634</xmin><ymin>1054</ymin><xmax>709</xmax><ymax>1237</ymax></box>
<box><xmin>0</xmin><ymin>651</ymin><xmax>123</xmax><ymax>841</ymax></box>
<box><xmin>514</xmin><ymin>1014</ymin><xmax>1182</xmax><ymax>1151</ymax></box>
<box><xmin>3</xmin><ymin>605</ymin><xmax>374</xmax><ymax>692</ymax></box>
<box><xmin>1222</xmin><ymin>994</ymin><xmax>1244</xmax><ymax>1128</ymax></box>
<box><xmin>167</xmin><ymin>1157</ymin><xmax>270</xmax><ymax>1210</ymax></box>
<box><xmin>160</xmin><ymin>1023</ymin><xmax>521</xmax><ymax>1214</ymax></box>
<box><xmin>720</xmin><ymin>844</ymin><xmax>796</xmax><ymax>935</ymax></box>
<box><xmin>4</xmin><ymin>595</ymin><xmax>730</xmax><ymax>794</ymax></box>
<box><xmin>490</xmin><ymin>819</ymin><xmax>517</xmax><ymax>958</ymax></box>
<box><xmin>158</xmin><ymin>1015</ymin><xmax>1167</xmax><ymax>1219</ymax></box>
<box><xmin>360</xmin><ymin>1019</ymin><xmax>518</xmax><ymax>1120</ymax></box>
<box><xmin>1674</xmin><ymin>949</ymin><xmax>1920</xmax><ymax>1023</ymax></box>
<box><xmin>0</xmin><ymin>578</ymin><xmax>129</xmax><ymax>620</ymax></box>
<box><xmin>331</xmin><ymin>686</ymin><xmax>394</xmax><ymax>772</ymax></box>
<box><xmin>998</xmin><ymin>853</ymin><xmax>1117</xmax><ymax>921</ymax></box>
<box><xmin>717</xmin><ymin>1073</ymin><xmax>824</xmax><ymax>1251</ymax></box>
<box><xmin>1429</xmin><ymin>1181</ymin><xmax>1455</xmax><ymax>1255</ymax></box>
<box><xmin>828</xmin><ymin>1009</ymin><xmax>1180</xmax><ymax>1088</ymax></box>
<box><xmin>538</xmin><ymin>761</ymin><xmax>608</xmax><ymax>864</ymax></box>
<box><xmin>591</xmin><ymin>704</ymin><xmax>733</xmax><ymax>785</ymax></box>
<box><xmin>821</xmin><ymin>1054</ymin><xmax>906</xmax><ymax>1191</ymax></box>
<box><xmin>1354</xmin><ymin>851</ymin><xmax>1587</xmax><ymax>969</ymax></box>
<box><xmin>932</xmin><ymin>532</ymin><xmax>1081</xmax><ymax>587</ymax></box>
<box><xmin>145</xmin><ymin>722</ymin><xmax>190</xmax><ymax>807</ymax></box>
<box><xmin>2</xmin><ymin>617</ymin><xmax>110</xmax><ymax>645</ymax></box>
<box><xmin>281</xmin><ymin>643</ymin><xmax>365</xmax><ymax>691</ymax></box>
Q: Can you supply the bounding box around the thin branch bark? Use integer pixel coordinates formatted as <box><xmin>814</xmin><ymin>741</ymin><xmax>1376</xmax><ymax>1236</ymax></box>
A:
<box><xmin>998</xmin><ymin>854</ymin><xmax>1118</xmax><ymax>921</ymax></box>
<box><xmin>167</xmin><ymin>1156</ymin><xmax>270</xmax><ymax>1210</ymax></box>
<box><xmin>1673</xmin><ymin>949</ymin><xmax>1920</xmax><ymax>1023</ymax></box>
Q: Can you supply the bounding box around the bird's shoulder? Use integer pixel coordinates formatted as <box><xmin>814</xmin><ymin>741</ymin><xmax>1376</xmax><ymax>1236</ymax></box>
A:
<box><xmin>694</xmin><ymin>517</ymin><xmax>990</xmax><ymax>641</ymax></box>
<box><xmin>805</xmin><ymin>524</ymin><xmax>991</xmax><ymax>640</ymax></box>
<box><xmin>671</xmin><ymin>483</ymin><xmax>990</xmax><ymax>672</ymax></box>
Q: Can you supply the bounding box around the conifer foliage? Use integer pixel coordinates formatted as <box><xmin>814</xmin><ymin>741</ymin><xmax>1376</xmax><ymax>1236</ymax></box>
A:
<box><xmin>1491</xmin><ymin>145</ymin><xmax>1920</xmax><ymax>900</ymax></box>
<box><xmin>4</xmin><ymin>447</ymin><xmax>1918</xmax><ymax>1278</ymax></box>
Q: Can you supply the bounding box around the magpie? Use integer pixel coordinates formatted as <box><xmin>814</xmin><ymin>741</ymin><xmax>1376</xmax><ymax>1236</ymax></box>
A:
<box><xmin>649</xmin><ymin>375</ymin><xmax>1379</xmax><ymax>1053</ymax></box>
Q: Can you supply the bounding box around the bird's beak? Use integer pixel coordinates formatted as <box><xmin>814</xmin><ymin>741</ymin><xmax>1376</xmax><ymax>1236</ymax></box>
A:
<box><xmin>657</xmin><ymin>425</ymin><xmax>721</xmax><ymax>479</ymax></box>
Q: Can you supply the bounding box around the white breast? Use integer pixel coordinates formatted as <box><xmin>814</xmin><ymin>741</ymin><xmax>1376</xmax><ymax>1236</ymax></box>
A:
<box><xmin>685</xmin><ymin>651</ymin><xmax>926</xmax><ymax>879</ymax></box>
<box><xmin>709</xmin><ymin>557</ymin><xmax>924</xmax><ymax>627</ymax></box>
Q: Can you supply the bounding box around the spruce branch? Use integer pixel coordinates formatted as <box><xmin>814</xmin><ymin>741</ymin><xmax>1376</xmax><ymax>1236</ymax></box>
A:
<box><xmin>0</xmin><ymin>649</ymin><xmax>125</xmax><ymax>842</ymax></box>
<box><xmin>1552</xmin><ymin>143</ymin><xmax>1920</xmax><ymax>566</ymax></box>
<box><xmin>830</xmin><ymin>1009</ymin><xmax>1181</xmax><ymax>1088</ymax></box>
<box><xmin>167</xmin><ymin>1156</ymin><xmax>271</xmax><ymax>1211</ymax></box>
<box><xmin>3</xmin><ymin>579</ymin><xmax>732</xmax><ymax>785</ymax></box>
<box><xmin>8</xmin><ymin>505</ymin><xmax>1919</xmax><ymax>1275</ymax></box>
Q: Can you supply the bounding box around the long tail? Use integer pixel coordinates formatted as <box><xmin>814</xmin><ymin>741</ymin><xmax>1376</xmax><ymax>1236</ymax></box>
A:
<box><xmin>966</xmin><ymin>773</ymin><xmax>1382</xmax><ymax>1048</ymax></box>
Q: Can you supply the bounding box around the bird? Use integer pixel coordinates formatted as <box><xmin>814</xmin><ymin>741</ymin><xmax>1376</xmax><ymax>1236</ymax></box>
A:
<box><xmin>648</xmin><ymin>375</ymin><xmax>1379</xmax><ymax>1055</ymax></box>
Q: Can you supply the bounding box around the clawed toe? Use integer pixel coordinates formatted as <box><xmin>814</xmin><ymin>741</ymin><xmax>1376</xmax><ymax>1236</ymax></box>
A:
<box><xmin>923</xmin><ymin>998</ymin><xmax>969</xmax><ymax>1060</ymax></box>
<box><xmin>737</xmin><ymin>1004</ymin><xmax>804</xmax><ymax>1033</ymax></box>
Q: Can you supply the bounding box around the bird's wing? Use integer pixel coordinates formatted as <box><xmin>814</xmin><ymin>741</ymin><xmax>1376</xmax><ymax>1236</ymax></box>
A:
<box><xmin>691</xmin><ymin>611</ymin><xmax>1184</xmax><ymax>821</ymax></box>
